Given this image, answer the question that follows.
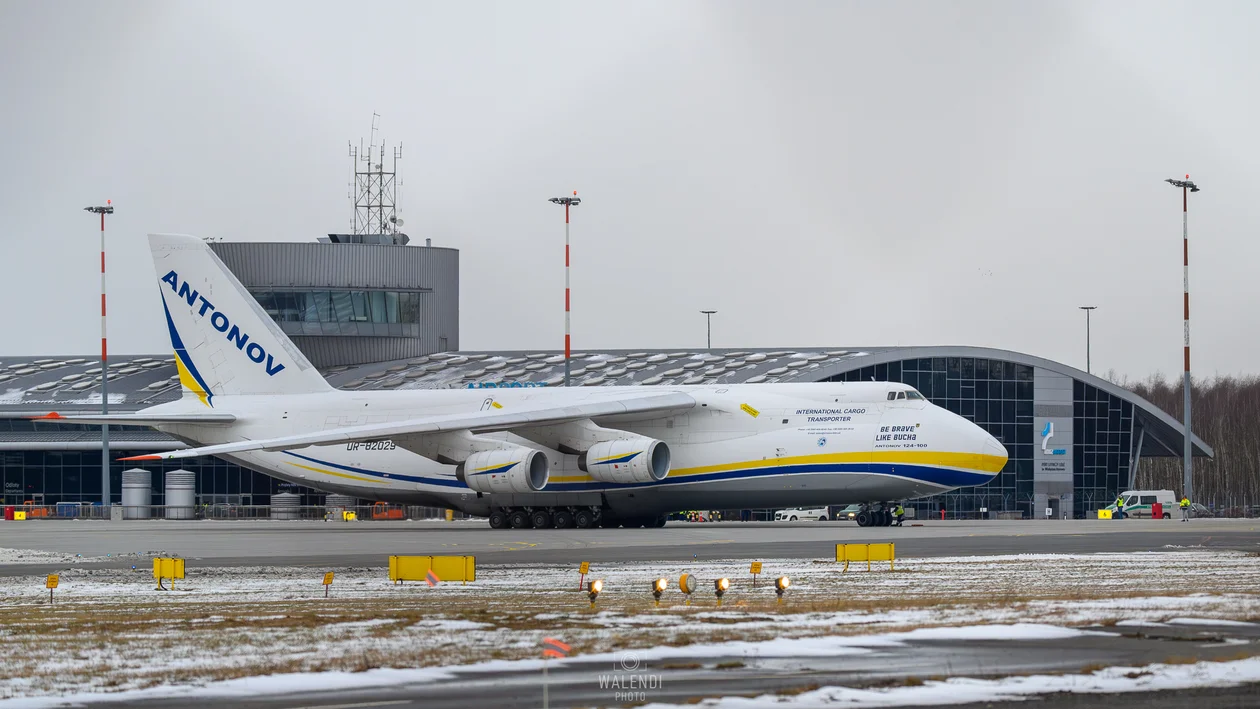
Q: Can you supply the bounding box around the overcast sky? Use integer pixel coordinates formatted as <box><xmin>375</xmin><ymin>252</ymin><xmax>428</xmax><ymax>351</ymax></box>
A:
<box><xmin>2</xmin><ymin>1</ymin><xmax>1257</xmax><ymax>380</ymax></box>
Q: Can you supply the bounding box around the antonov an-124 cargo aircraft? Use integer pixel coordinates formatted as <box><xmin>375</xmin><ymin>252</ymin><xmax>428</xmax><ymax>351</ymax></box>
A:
<box><xmin>40</xmin><ymin>234</ymin><xmax>1007</xmax><ymax>529</ymax></box>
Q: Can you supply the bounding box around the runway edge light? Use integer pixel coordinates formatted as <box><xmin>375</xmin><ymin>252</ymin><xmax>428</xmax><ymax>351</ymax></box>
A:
<box><xmin>775</xmin><ymin>575</ymin><xmax>790</xmax><ymax>604</ymax></box>
<box><xmin>652</xmin><ymin>577</ymin><xmax>668</xmax><ymax>606</ymax></box>
<box><xmin>714</xmin><ymin>577</ymin><xmax>730</xmax><ymax>606</ymax></box>
<box><xmin>588</xmin><ymin>579</ymin><xmax>603</xmax><ymax>609</ymax></box>
<box><xmin>679</xmin><ymin>573</ymin><xmax>696</xmax><ymax>606</ymax></box>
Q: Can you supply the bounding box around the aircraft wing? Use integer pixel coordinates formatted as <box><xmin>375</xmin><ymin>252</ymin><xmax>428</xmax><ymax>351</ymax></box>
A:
<box><xmin>32</xmin><ymin>412</ymin><xmax>238</xmax><ymax>425</ymax></box>
<box><xmin>120</xmin><ymin>391</ymin><xmax>695</xmax><ymax>461</ymax></box>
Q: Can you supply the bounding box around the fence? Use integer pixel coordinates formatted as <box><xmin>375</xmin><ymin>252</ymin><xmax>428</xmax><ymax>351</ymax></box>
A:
<box><xmin>2</xmin><ymin>504</ymin><xmax>468</xmax><ymax>522</ymax></box>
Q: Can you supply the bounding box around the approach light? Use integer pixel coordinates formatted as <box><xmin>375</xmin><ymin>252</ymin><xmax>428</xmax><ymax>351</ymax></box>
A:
<box><xmin>775</xmin><ymin>576</ymin><xmax>791</xmax><ymax>602</ymax></box>
<box><xmin>652</xmin><ymin>577</ymin><xmax>668</xmax><ymax>604</ymax></box>
<box><xmin>588</xmin><ymin>579</ymin><xmax>604</xmax><ymax>607</ymax></box>
<box><xmin>714</xmin><ymin>577</ymin><xmax>730</xmax><ymax>605</ymax></box>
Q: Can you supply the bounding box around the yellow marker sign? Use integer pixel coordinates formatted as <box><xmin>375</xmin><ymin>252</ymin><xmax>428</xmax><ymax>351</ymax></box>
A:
<box><xmin>1097</xmin><ymin>509</ymin><xmax>1113</xmax><ymax>520</ymax></box>
<box><xmin>836</xmin><ymin>543</ymin><xmax>895</xmax><ymax>572</ymax></box>
<box><xmin>389</xmin><ymin>555</ymin><xmax>476</xmax><ymax>585</ymax></box>
<box><xmin>322</xmin><ymin>572</ymin><xmax>335</xmax><ymax>585</ymax></box>
<box><xmin>750</xmin><ymin>562</ymin><xmax>762</xmax><ymax>574</ymax></box>
<box><xmin>740</xmin><ymin>403</ymin><xmax>760</xmax><ymax>418</ymax></box>
<box><xmin>13</xmin><ymin>511</ymin><xmax>25</xmax><ymax>521</ymax></box>
<box><xmin>153</xmin><ymin>557</ymin><xmax>186</xmax><ymax>590</ymax></box>
<box><xmin>342</xmin><ymin>510</ymin><xmax>357</xmax><ymax>522</ymax></box>
<box><xmin>578</xmin><ymin>562</ymin><xmax>590</xmax><ymax>575</ymax></box>
<box><xmin>46</xmin><ymin>574</ymin><xmax>59</xmax><ymax>589</ymax></box>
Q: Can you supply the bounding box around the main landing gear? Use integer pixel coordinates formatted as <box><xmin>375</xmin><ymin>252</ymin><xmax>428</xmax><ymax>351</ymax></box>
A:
<box><xmin>486</xmin><ymin>507</ymin><xmax>667</xmax><ymax>530</ymax></box>
<box><xmin>487</xmin><ymin>506</ymin><xmax>604</xmax><ymax>530</ymax></box>
<box><xmin>855</xmin><ymin>503</ymin><xmax>895</xmax><ymax>527</ymax></box>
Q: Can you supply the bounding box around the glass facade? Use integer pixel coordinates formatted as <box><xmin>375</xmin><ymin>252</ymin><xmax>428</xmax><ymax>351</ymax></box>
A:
<box><xmin>1073</xmin><ymin>380</ymin><xmax>1133</xmax><ymax>518</ymax></box>
<box><xmin>250</xmin><ymin>289</ymin><xmax>423</xmax><ymax>338</ymax></box>
<box><xmin>827</xmin><ymin>357</ymin><xmax>1036</xmax><ymax>518</ymax></box>
<box><xmin>0</xmin><ymin>420</ymin><xmax>318</xmax><ymax>507</ymax></box>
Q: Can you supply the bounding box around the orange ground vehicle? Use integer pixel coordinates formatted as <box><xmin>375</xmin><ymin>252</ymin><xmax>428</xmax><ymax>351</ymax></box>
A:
<box><xmin>371</xmin><ymin>502</ymin><xmax>405</xmax><ymax>520</ymax></box>
<box><xmin>22</xmin><ymin>501</ymin><xmax>50</xmax><ymax>518</ymax></box>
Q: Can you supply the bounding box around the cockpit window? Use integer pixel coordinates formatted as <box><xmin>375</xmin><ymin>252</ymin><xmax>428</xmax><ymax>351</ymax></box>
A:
<box><xmin>905</xmin><ymin>390</ymin><xmax>924</xmax><ymax>400</ymax></box>
<box><xmin>887</xmin><ymin>392</ymin><xmax>897</xmax><ymax>400</ymax></box>
<box><xmin>896</xmin><ymin>391</ymin><xmax>906</xmax><ymax>400</ymax></box>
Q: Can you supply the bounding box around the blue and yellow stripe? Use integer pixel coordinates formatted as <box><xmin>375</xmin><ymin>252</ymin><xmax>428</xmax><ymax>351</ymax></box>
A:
<box><xmin>280</xmin><ymin>450</ymin><xmax>1005</xmax><ymax>491</ymax></box>
<box><xmin>162</xmin><ymin>296</ymin><xmax>215</xmax><ymax>408</ymax></box>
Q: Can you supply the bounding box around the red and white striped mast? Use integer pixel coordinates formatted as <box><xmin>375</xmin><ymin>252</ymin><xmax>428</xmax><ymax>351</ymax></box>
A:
<box><xmin>549</xmin><ymin>191</ymin><xmax>580</xmax><ymax>386</ymax></box>
<box><xmin>1164</xmin><ymin>175</ymin><xmax>1199</xmax><ymax>505</ymax></box>
<box><xmin>84</xmin><ymin>200</ymin><xmax>114</xmax><ymax>507</ymax></box>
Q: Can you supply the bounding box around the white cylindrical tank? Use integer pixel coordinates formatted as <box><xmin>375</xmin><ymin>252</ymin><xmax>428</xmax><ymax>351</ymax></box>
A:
<box><xmin>121</xmin><ymin>468</ymin><xmax>152</xmax><ymax>519</ymax></box>
<box><xmin>270</xmin><ymin>492</ymin><xmax>300</xmax><ymax>520</ymax></box>
<box><xmin>164</xmin><ymin>469</ymin><xmax>196</xmax><ymax>520</ymax></box>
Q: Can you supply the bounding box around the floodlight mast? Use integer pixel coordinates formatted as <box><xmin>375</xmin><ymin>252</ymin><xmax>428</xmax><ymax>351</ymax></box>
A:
<box><xmin>1164</xmin><ymin>176</ymin><xmax>1199</xmax><ymax>505</ymax></box>
<box><xmin>83</xmin><ymin>201</ymin><xmax>115</xmax><ymax>508</ymax></box>
<box><xmin>548</xmin><ymin>193</ymin><xmax>581</xmax><ymax>386</ymax></box>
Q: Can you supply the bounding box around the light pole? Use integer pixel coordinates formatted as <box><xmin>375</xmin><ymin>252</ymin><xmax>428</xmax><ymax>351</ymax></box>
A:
<box><xmin>84</xmin><ymin>200</ymin><xmax>114</xmax><ymax>508</ymax></box>
<box><xmin>1078</xmin><ymin>306</ymin><xmax>1097</xmax><ymax>374</ymax></box>
<box><xmin>700</xmin><ymin>310</ymin><xmax>716</xmax><ymax>350</ymax></box>
<box><xmin>548</xmin><ymin>192</ymin><xmax>580</xmax><ymax>386</ymax></box>
<box><xmin>1165</xmin><ymin>175</ymin><xmax>1199</xmax><ymax>505</ymax></box>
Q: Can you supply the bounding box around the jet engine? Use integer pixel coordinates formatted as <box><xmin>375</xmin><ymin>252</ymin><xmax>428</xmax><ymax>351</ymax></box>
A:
<box><xmin>578</xmin><ymin>438</ymin><xmax>671</xmax><ymax>485</ymax></box>
<box><xmin>455</xmin><ymin>448</ymin><xmax>549</xmax><ymax>494</ymax></box>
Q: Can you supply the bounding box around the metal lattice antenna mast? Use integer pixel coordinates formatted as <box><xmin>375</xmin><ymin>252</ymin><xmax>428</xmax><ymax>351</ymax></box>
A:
<box><xmin>348</xmin><ymin>114</ymin><xmax>403</xmax><ymax>236</ymax></box>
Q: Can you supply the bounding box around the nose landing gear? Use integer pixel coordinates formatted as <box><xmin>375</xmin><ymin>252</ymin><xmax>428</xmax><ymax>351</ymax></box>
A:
<box><xmin>855</xmin><ymin>504</ymin><xmax>894</xmax><ymax>527</ymax></box>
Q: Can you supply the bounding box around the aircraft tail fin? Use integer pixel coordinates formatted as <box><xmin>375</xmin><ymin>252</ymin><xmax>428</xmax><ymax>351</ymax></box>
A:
<box><xmin>148</xmin><ymin>233</ymin><xmax>332</xmax><ymax>406</ymax></box>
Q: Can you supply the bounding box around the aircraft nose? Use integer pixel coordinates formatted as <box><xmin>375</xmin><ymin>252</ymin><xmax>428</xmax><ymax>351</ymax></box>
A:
<box><xmin>978</xmin><ymin>427</ymin><xmax>1008</xmax><ymax>475</ymax></box>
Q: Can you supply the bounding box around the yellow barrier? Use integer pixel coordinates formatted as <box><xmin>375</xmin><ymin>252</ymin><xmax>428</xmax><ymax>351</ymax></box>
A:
<box><xmin>13</xmin><ymin>511</ymin><xmax>25</xmax><ymax>521</ymax></box>
<box><xmin>1097</xmin><ymin>509</ymin><xmax>1113</xmax><ymax>520</ymax></box>
<box><xmin>836</xmin><ymin>543</ymin><xmax>895</xmax><ymax>572</ymax></box>
<box><xmin>153</xmin><ymin>557</ymin><xmax>185</xmax><ymax>590</ymax></box>
<box><xmin>389</xmin><ymin>555</ymin><xmax>476</xmax><ymax>585</ymax></box>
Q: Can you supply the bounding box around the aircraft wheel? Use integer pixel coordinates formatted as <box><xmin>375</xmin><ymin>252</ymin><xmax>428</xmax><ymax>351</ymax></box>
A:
<box><xmin>553</xmin><ymin>509</ymin><xmax>575</xmax><ymax>529</ymax></box>
<box><xmin>574</xmin><ymin>509</ymin><xmax>596</xmax><ymax>529</ymax></box>
<box><xmin>531</xmin><ymin>510</ymin><xmax>553</xmax><ymax>529</ymax></box>
<box><xmin>855</xmin><ymin>511</ymin><xmax>872</xmax><ymax>527</ymax></box>
<box><xmin>881</xmin><ymin>510</ymin><xmax>892</xmax><ymax>526</ymax></box>
<box><xmin>488</xmin><ymin>510</ymin><xmax>508</xmax><ymax>529</ymax></box>
<box><xmin>509</xmin><ymin>509</ymin><xmax>530</xmax><ymax>529</ymax></box>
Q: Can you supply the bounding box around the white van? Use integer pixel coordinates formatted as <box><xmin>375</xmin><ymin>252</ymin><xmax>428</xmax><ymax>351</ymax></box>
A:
<box><xmin>1105</xmin><ymin>490</ymin><xmax>1176</xmax><ymax>519</ymax></box>
<box><xmin>775</xmin><ymin>507</ymin><xmax>829</xmax><ymax>521</ymax></box>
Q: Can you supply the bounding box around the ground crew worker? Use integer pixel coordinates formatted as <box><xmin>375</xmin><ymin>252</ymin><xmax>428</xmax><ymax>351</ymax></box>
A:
<box><xmin>1180</xmin><ymin>496</ymin><xmax>1191</xmax><ymax>522</ymax></box>
<box><xmin>1115</xmin><ymin>495</ymin><xmax>1126</xmax><ymax>520</ymax></box>
<box><xmin>893</xmin><ymin>504</ymin><xmax>905</xmax><ymax>527</ymax></box>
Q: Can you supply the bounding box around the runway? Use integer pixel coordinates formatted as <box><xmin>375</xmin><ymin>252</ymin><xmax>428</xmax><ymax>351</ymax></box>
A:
<box><xmin>59</xmin><ymin>622</ymin><xmax>1260</xmax><ymax>709</ymax></box>
<box><xmin>1</xmin><ymin>518</ymin><xmax>1257</xmax><ymax>575</ymax></box>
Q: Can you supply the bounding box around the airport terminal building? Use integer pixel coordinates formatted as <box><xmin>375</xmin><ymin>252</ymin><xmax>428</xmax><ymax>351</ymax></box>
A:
<box><xmin>0</xmin><ymin>238</ymin><xmax>1211</xmax><ymax>519</ymax></box>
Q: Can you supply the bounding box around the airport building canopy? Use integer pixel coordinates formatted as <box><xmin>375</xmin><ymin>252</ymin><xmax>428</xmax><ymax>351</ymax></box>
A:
<box><xmin>0</xmin><ymin>346</ymin><xmax>1212</xmax><ymax>460</ymax></box>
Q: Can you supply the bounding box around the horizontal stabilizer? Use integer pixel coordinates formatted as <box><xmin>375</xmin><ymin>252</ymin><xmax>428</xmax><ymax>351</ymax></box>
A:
<box><xmin>33</xmin><ymin>411</ymin><xmax>237</xmax><ymax>426</ymax></box>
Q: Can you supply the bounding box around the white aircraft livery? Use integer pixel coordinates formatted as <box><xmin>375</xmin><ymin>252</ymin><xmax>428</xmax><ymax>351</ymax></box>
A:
<box><xmin>42</xmin><ymin>234</ymin><xmax>1008</xmax><ymax>529</ymax></box>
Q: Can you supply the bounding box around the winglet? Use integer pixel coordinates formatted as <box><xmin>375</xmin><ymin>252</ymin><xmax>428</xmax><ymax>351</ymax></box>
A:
<box><xmin>118</xmin><ymin>455</ymin><xmax>163</xmax><ymax>461</ymax></box>
<box><xmin>30</xmin><ymin>412</ymin><xmax>64</xmax><ymax>421</ymax></box>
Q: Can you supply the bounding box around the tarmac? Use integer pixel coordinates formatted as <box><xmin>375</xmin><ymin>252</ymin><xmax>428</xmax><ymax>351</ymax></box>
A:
<box><xmin>1</xmin><ymin>518</ymin><xmax>1257</xmax><ymax>575</ymax></box>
